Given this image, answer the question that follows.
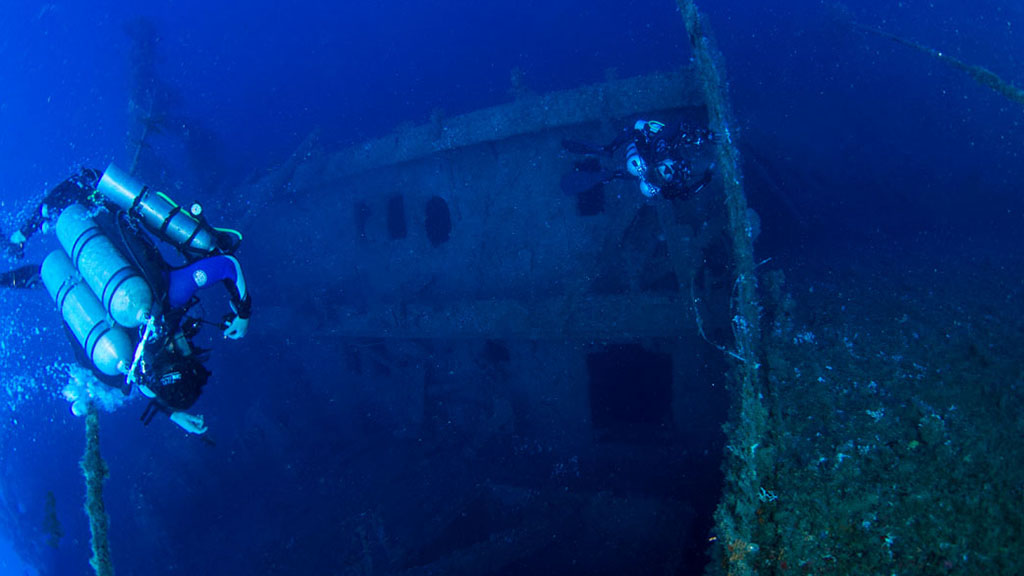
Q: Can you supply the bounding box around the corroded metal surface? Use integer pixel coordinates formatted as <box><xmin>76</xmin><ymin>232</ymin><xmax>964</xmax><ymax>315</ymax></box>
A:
<box><xmin>304</xmin><ymin>68</ymin><xmax>701</xmax><ymax>181</ymax></box>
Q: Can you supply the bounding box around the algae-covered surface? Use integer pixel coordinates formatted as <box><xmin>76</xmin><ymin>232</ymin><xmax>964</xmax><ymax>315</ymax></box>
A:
<box><xmin>731</xmin><ymin>248</ymin><xmax>1024</xmax><ymax>575</ymax></box>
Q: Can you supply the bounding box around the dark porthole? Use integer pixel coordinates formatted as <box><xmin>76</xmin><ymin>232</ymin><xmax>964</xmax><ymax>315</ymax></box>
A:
<box><xmin>425</xmin><ymin>196</ymin><xmax>452</xmax><ymax>246</ymax></box>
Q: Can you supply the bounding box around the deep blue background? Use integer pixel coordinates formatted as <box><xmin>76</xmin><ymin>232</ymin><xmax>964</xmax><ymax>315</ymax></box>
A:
<box><xmin>2</xmin><ymin>0</ymin><xmax>1023</xmax><ymax>573</ymax></box>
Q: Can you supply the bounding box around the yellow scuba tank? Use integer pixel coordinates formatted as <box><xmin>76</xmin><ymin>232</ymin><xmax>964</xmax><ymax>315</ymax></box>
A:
<box><xmin>96</xmin><ymin>163</ymin><xmax>227</xmax><ymax>258</ymax></box>
<box><xmin>55</xmin><ymin>204</ymin><xmax>153</xmax><ymax>328</ymax></box>
<box><xmin>41</xmin><ymin>250</ymin><xmax>133</xmax><ymax>376</ymax></box>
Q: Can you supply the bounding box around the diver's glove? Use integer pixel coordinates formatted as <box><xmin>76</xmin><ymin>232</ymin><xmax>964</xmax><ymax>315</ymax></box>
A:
<box><xmin>223</xmin><ymin>315</ymin><xmax>249</xmax><ymax>339</ymax></box>
<box><xmin>5</xmin><ymin>231</ymin><xmax>26</xmax><ymax>261</ymax></box>
<box><xmin>223</xmin><ymin>293</ymin><xmax>251</xmax><ymax>339</ymax></box>
<box><xmin>170</xmin><ymin>411</ymin><xmax>208</xmax><ymax>435</ymax></box>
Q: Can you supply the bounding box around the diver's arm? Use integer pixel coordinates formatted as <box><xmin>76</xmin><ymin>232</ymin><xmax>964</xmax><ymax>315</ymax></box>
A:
<box><xmin>663</xmin><ymin>166</ymin><xmax>714</xmax><ymax>200</ymax></box>
<box><xmin>225</xmin><ymin>255</ymin><xmax>248</xmax><ymax>304</ymax></box>
<box><xmin>222</xmin><ymin>256</ymin><xmax>250</xmax><ymax>340</ymax></box>
<box><xmin>606</xmin><ymin>127</ymin><xmax>638</xmax><ymax>155</ymax></box>
<box><xmin>7</xmin><ymin>168</ymin><xmax>104</xmax><ymax>255</ymax></box>
<box><xmin>168</xmin><ymin>255</ymin><xmax>251</xmax><ymax>339</ymax></box>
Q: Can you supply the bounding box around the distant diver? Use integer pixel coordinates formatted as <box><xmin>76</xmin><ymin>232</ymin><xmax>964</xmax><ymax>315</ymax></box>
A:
<box><xmin>1</xmin><ymin>164</ymin><xmax>251</xmax><ymax>435</ymax></box>
<box><xmin>561</xmin><ymin>119</ymin><xmax>715</xmax><ymax>199</ymax></box>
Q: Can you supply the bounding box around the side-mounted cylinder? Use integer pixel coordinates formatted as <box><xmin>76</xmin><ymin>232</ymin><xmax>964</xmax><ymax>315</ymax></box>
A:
<box><xmin>96</xmin><ymin>163</ymin><xmax>226</xmax><ymax>259</ymax></box>
<box><xmin>41</xmin><ymin>250</ymin><xmax>133</xmax><ymax>376</ymax></box>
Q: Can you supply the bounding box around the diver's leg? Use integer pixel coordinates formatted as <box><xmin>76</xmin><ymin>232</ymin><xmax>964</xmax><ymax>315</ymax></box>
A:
<box><xmin>0</xmin><ymin>264</ymin><xmax>42</xmax><ymax>289</ymax></box>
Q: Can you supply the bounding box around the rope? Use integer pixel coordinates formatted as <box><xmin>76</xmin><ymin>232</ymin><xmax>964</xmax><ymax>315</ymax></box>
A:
<box><xmin>82</xmin><ymin>404</ymin><xmax>115</xmax><ymax>576</ymax></box>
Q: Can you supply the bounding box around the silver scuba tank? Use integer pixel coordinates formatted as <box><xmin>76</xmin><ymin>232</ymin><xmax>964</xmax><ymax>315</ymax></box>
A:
<box><xmin>55</xmin><ymin>204</ymin><xmax>153</xmax><ymax>328</ymax></box>
<box><xmin>96</xmin><ymin>163</ymin><xmax>220</xmax><ymax>257</ymax></box>
<box><xmin>41</xmin><ymin>250</ymin><xmax>133</xmax><ymax>376</ymax></box>
<box><xmin>625</xmin><ymin>143</ymin><xmax>646</xmax><ymax>178</ymax></box>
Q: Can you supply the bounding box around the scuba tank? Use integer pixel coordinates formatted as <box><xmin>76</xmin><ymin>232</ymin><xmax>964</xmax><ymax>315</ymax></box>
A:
<box><xmin>55</xmin><ymin>204</ymin><xmax>154</xmax><ymax>328</ymax></box>
<box><xmin>41</xmin><ymin>250</ymin><xmax>133</xmax><ymax>376</ymax></box>
<box><xmin>625</xmin><ymin>143</ymin><xmax>646</xmax><ymax>178</ymax></box>
<box><xmin>625</xmin><ymin>142</ymin><xmax>660</xmax><ymax>198</ymax></box>
<box><xmin>96</xmin><ymin>163</ymin><xmax>239</xmax><ymax>259</ymax></box>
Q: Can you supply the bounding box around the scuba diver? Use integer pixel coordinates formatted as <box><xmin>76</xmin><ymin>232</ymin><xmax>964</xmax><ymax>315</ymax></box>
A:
<box><xmin>561</xmin><ymin>119</ymin><xmax>715</xmax><ymax>200</ymax></box>
<box><xmin>1</xmin><ymin>164</ymin><xmax>251</xmax><ymax>435</ymax></box>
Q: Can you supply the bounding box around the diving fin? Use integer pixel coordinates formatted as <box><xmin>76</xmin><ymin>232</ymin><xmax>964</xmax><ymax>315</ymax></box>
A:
<box><xmin>560</xmin><ymin>169</ymin><xmax>622</xmax><ymax>196</ymax></box>
<box><xmin>561</xmin><ymin>139</ymin><xmax>613</xmax><ymax>157</ymax></box>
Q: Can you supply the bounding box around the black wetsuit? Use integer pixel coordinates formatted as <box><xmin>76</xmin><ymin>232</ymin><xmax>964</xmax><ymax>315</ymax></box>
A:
<box><xmin>613</xmin><ymin>121</ymin><xmax>714</xmax><ymax>199</ymax></box>
<box><xmin>2</xmin><ymin>168</ymin><xmax>253</xmax><ymax>431</ymax></box>
<box><xmin>1</xmin><ymin>172</ymin><xmax>210</xmax><ymax>414</ymax></box>
<box><xmin>562</xmin><ymin>121</ymin><xmax>714</xmax><ymax>200</ymax></box>
<box><xmin>2</xmin><ymin>170</ymin><xmax>104</xmax><ymax>285</ymax></box>
<box><xmin>7</xmin><ymin>168</ymin><xmax>103</xmax><ymax>254</ymax></box>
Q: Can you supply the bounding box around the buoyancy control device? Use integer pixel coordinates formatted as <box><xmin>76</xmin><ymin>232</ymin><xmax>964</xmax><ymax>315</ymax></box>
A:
<box><xmin>96</xmin><ymin>163</ymin><xmax>240</xmax><ymax>260</ymax></box>
<box><xmin>41</xmin><ymin>250</ymin><xmax>133</xmax><ymax>376</ymax></box>
<box><xmin>55</xmin><ymin>204</ymin><xmax>154</xmax><ymax>328</ymax></box>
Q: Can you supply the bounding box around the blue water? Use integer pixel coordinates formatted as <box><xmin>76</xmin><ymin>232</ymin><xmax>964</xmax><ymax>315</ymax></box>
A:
<box><xmin>2</xmin><ymin>1</ymin><xmax>1022</xmax><ymax>574</ymax></box>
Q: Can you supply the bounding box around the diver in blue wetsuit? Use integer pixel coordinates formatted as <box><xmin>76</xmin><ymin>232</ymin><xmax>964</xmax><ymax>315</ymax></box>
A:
<box><xmin>1</xmin><ymin>164</ymin><xmax>251</xmax><ymax>434</ymax></box>
<box><xmin>168</xmin><ymin>255</ymin><xmax>250</xmax><ymax>337</ymax></box>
